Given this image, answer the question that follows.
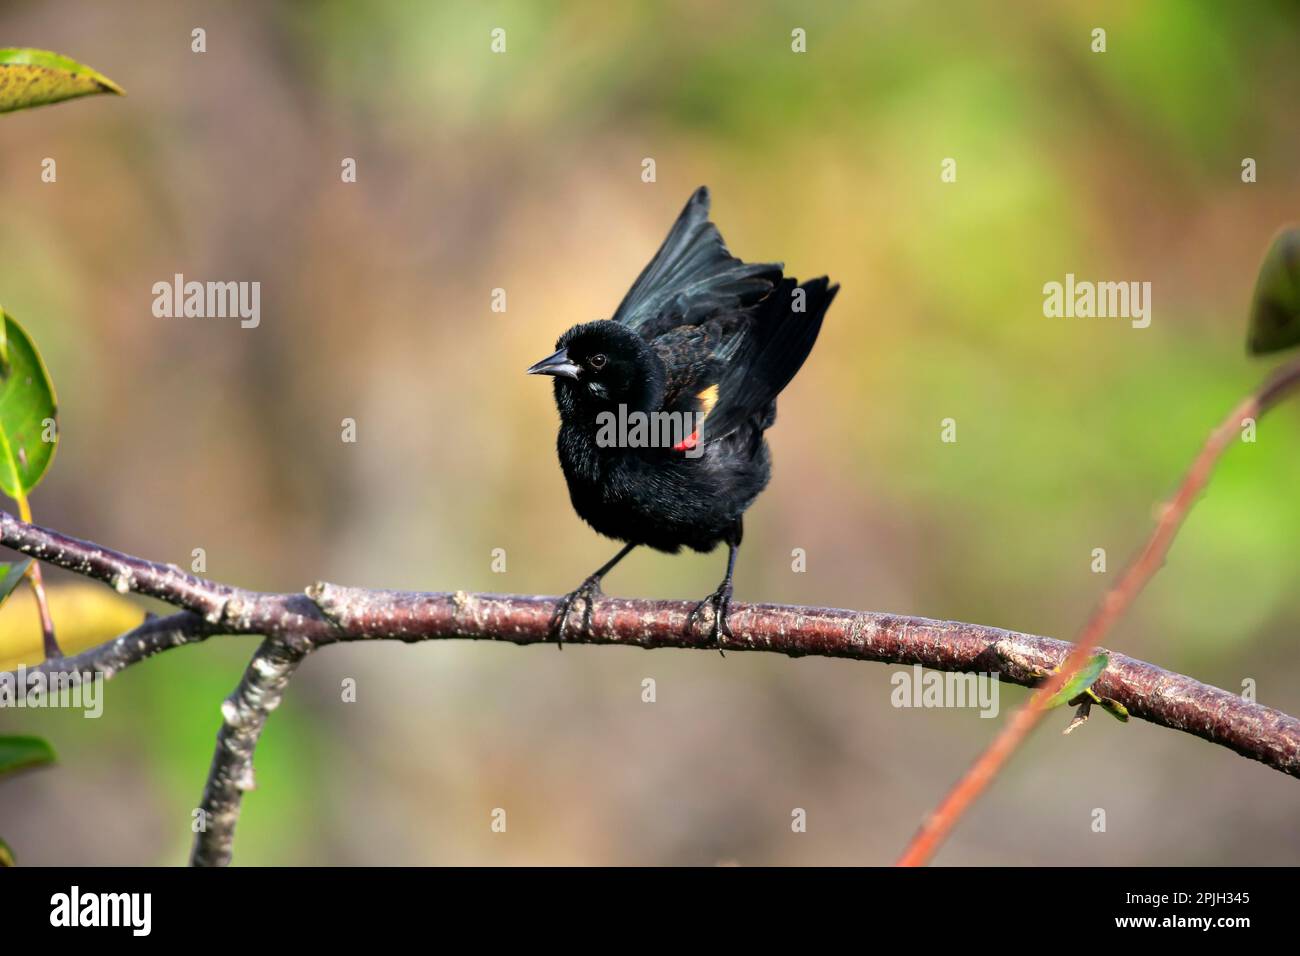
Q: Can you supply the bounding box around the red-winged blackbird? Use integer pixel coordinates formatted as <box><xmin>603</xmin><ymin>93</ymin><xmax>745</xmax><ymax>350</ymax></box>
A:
<box><xmin>527</xmin><ymin>186</ymin><xmax>838</xmax><ymax>644</ymax></box>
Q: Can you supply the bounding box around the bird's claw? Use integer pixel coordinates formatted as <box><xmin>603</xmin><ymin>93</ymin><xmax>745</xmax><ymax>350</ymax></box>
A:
<box><xmin>690</xmin><ymin>582</ymin><xmax>734</xmax><ymax>647</ymax></box>
<box><xmin>551</xmin><ymin>575</ymin><xmax>603</xmax><ymax>647</ymax></box>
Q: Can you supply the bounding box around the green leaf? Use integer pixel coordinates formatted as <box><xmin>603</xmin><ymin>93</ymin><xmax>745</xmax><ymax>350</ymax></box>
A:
<box><xmin>1043</xmin><ymin>652</ymin><xmax>1109</xmax><ymax>709</ymax></box>
<box><xmin>0</xmin><ymin>559</ymin><xmax>31</xmax><ymax>609</ymax></box>
<box><xmin>0</xmin><ymin>308</ymin><xmax>58</xmax><ymax>499</ymax></box>
<box><xmin>1248</xmin><ymin>227</ymin><xmax>1300</xmax><ymax>355</ymax></box>
<box><xmin>1097</xmin><ymin>695</ymin><xmax>1130</xmax><ymax>722</ymax></box>
<box><xmin>0</xmin><ymin>836</ymin><xmax>13</xmax><ymax>866</ymax></box>
<box><xmin>0</xmin><ymin>48</ymin><xmax>124</xmax><ymax>114</ymax></box>
<box><xmin>0</xmin><ymin>735</ymin><xmax>56</xmax><ymax>776</ymax></box>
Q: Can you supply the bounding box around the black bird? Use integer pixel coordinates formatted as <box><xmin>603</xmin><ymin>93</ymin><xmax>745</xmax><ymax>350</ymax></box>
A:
<box><xmin>527</xmin><ymin>186</ymin><xmax>838</xmax><ymax>644</ymax></box>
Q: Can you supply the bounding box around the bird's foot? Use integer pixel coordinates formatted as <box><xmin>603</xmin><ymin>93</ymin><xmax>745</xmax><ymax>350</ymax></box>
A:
<box><xmin>689</xmin><ymin>581</ymin><xmax>734</xmax><ymax>648</ymax></box>
<box><xmin>550</xmin><ymin>575</ymin><xmax>603</xmax><ymax>648</ymax></box>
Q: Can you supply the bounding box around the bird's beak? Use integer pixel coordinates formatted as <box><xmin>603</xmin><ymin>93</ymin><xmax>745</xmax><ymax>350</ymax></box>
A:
<box><xmin>526</xmin><ymin>347</ymin><xmax>581</xmax><ymax>379</ymax></box>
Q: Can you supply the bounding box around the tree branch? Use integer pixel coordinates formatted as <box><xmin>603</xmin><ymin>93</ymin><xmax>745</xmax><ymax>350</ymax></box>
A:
<box><xmin>13</xmin><ymin>611</ymin><xmax>215</xmax><ymax>681</ymax></box>
<box><xmin>190</xmin><ymin>635</ymin><xmax>309</xmax><ymax>867</ymax></box>
<box><xmin>2</xmin><ymin>511</ymin><xmax>1297</xmax><ymax>865</ymax></box>
<box><xmin>896</xmin><ymin>355</ymin><xmax>1300</xmax><ymax>866</ymax></box>
<box><xmin>0</xmin><ymin>511</ymin><xmax>235</xmax><ymax>621</ymax></box>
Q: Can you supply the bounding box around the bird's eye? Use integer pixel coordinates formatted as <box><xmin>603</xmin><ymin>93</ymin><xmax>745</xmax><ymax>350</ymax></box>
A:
<box><xmin>588</xmin><ymin>353</ymin><xmax>607</xmax><ymax>370</ymax></box>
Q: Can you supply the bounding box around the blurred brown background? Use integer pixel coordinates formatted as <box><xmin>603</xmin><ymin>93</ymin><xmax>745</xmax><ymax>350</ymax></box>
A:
<box><xmin>1</xmin><ymin>0</ymin><xmax>1298</xmax><ymax>864</ymax></box>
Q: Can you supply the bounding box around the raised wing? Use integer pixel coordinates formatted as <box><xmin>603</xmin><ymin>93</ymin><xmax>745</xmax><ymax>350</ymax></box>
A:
<box><xmin>611</xmin><ymin>186</ymin><xmax>783</xmax><ymax>340</ymax></box>
<box><xmin>652</xmin><ymin>277</ymin><xmax>839</xmax><ymax>450</ymax></box>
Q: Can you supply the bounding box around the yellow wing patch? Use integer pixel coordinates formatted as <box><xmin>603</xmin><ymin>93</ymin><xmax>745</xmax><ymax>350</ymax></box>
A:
<box><xmin>697</xmin><ymin>384</ymin><xmax>719</xmax><ymax>417</ymax></box>
<box><xmin>672</xmin><ymin>385</ymin><xmax>720</xmax><ymax>452</ymax></box>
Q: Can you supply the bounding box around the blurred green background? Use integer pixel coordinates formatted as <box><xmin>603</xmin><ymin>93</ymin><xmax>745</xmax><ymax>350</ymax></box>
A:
<box><xmin>1</xmin><ymin>0</ymin><xmax>1298</xmax><ymax>864</ymax></box>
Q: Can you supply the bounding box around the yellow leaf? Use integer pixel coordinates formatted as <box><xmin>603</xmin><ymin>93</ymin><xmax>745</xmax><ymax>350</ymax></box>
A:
<box><xmin>0</xmin><ymin>582</ymin><xmax>143</xmax><ymax>670</ymax></box>
<box><xmin>0</xmin><ymin>48</ymin><xmax>124</xmax><ymax>113</ymax></box>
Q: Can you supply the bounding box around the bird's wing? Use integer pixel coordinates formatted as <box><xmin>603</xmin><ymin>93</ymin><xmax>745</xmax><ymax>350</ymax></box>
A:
<box><xmin>652</xmin><ymin>321</ymin><xmax>726</xmax><ymax>406</ymax></box>
<box><xmin>651</xmin><ymin>277</ymin><xmax>838</xmax><ymax>448</ymax></box>
<box><xmin>611</xmin><ymin>186</ymin><xmax>783</xmax><ymax>340</ymax></box>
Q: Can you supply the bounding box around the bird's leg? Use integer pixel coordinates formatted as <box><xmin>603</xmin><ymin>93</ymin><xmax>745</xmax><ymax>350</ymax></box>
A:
<box><xmin>691</xmin><ymin>525</ymin><xmax>741</xmax><ymax>647</ymax></box>
<box><xmin>551</xmin><ymin>542</ymin><xmax>637</xmax><ymax>647</ymax></box>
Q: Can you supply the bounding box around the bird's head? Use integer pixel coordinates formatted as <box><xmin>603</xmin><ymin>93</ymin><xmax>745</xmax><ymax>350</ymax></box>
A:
<box><xmin>527</xmin><ymin>320</ymin><xmax>665</xmax><ymax>417</ymax></box>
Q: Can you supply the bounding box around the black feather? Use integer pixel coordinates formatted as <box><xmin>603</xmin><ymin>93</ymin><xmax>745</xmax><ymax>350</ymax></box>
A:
<box><xmin>699</xmin><ymin>277</ymin><xmax>839</xmax><ymax>444</ymax></box>
<box><xmin>611</xmin><ymin>186</ymin><xmax>783</xmax><ymax>339</ymax></box>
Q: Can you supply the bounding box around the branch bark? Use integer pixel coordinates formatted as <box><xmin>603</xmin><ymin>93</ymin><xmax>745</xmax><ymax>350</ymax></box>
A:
<box><xmin>190</xmin><ymin>635</ymin><xmax>308</xmax><ymax>867</ymax></box>
<box><xmin>2</xmin><ymin>511</ymin><xmax>1298</xmax><ymax>865</ymax></box>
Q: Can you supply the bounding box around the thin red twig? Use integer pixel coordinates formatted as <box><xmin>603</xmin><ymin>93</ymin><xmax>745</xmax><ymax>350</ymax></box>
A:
<box><xmin>897</xmin><ymin>358</ymin><xmax>1300</xmax><ymax>866</ymax></box>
